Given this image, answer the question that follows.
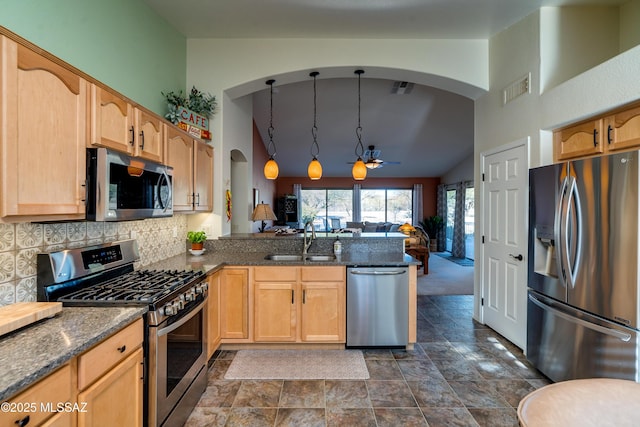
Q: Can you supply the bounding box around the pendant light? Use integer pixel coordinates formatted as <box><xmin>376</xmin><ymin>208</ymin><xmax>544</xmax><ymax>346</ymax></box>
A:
<box><xmin>352</xmin><ymin>69</ymin><xmax>367</xmax><ymax>181</ymax></box>
<box><xmin>263</xmin><ymin>79</ymin><xmax>279</xmax><ymax>180</ymax></box>
<box><xmin>307</xmin><ymin>71</ymin><xmax>322</xmax><ymax>180</ymax></box>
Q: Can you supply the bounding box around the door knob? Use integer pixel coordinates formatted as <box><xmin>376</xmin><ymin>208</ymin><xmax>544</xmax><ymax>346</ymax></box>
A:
<box><xmin>509</xmin><ymin>254</ymin><xmax>523</xmax><ymax>261</ymax></box>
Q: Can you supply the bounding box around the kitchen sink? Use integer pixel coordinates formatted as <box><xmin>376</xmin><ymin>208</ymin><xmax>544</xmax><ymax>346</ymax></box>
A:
<box><xmin>305</xmin><ymin>254</ymin><xmax>336</xmax><ymax>262</ymax></box>
<box><xmin>263</xmin><ymin>254</ymin><xmax>336</xmax><ymax>262</ymax></box>
<box><xmin>264</xmin><ymin>254</ymin><xmax>304</xmax><ymax>261</ymax></box>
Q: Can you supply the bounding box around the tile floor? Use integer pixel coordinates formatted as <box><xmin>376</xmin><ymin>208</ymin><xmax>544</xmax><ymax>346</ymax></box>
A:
<box><xmin>185</xmin><ymin>295</ymin><xmax>551</xmax><ymax>426</ymax></box>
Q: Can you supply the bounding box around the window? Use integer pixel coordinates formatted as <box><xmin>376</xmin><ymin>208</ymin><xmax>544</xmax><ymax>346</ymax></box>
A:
<box><xmin>301</xmin><ymin>189</ymin><xmax>353</xmax><ymax>231</ymax></box>
<box><xmin>361</xmin><ymin>189</ymin><xmax>412</xmax><ymax>224</ymax></box>
<box><xmin>300</xmin><ymin>187</ymin><xmax>412</xmax><ymax>231</ymax></box>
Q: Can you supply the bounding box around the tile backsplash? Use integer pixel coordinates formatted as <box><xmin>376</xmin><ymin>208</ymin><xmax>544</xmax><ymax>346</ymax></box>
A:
<box><xmin>0</xmin><ymin>215</ymin><xmax>188</xmax><ymax>306</ymax></box>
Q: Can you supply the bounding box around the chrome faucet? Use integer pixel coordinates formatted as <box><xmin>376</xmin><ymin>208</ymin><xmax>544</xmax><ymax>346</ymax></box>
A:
<box><xmin>303</xmin><ymin>220</ymin><xmax>316</xmax><ymax>255</ymax></box>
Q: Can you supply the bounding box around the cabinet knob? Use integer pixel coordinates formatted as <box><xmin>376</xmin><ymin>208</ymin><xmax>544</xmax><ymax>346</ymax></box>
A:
<box><xmin>15</xmin><ymin>415</ymin><xmax>30</xmax><ymax>426</ymax></box>
<box><xmin>117</xmin><ymin>345</ymin><xmax>126</xmax><ymax>353</ymax></box>
<box><xmin>139</xmin><ymin>130</ymin><xmax>145</xmax><ymax>150</ymax></box>
<box><xmin>593</xmin><ymin>129</ymin><xmax>598</xmax><ymax>147</ymax></box>
<box><xmin>129</xmin><ymin>126</ymin><xmax>135</xmax><ymax>146</ymax></box>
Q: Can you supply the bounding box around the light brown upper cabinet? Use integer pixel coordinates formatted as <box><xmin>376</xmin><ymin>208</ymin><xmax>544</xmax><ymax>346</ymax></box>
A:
<box><xmin>90</xmin><ymin>84</ymin><xmax>163</xmax><ymax>162</ymax></box>
<box><xmin>0</xmin><ymin>36</ymin><xmax>87</xmax><ymax>221</ymax></box>
<box><xmin>554</xmin><ymin>119</ymin><xmax>604</xmax><ymax>161</ymax></box>
<box><xmin>554</xmin><ymin>100</ymin><xmax>640</xmax><ymax>161</ymax></box>
<box><xmin>164</xmin><ymin>125</ymin><xmax>213</xmax><ymax>212</ymax></box>
<box><xmin>605</xmin><ymin>104</ymin><xmax>640</xmax><ymax>152</ymax></box>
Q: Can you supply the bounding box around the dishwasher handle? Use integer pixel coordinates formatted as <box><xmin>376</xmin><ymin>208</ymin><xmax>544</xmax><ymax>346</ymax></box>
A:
<box><xmin>349</xmin><ymin>269</ymin><xmax>407</xmax><ymax>276</ymax></box>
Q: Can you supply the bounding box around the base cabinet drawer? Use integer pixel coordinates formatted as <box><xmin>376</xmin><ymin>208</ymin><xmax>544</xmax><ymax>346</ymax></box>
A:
<box><xmin>77</xmin><ymin>318</ymin><xmax>143</xmax><ymax>389</ymax></box>
<box><xmin>0</xmin><ymin>364</ymin><xmax>72</xmax><ymax>427</ymax></box>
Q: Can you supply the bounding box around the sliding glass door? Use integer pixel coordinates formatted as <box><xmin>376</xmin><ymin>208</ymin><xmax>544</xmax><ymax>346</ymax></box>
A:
<box><xmin>444</xmin><ymin>185</ymin><xmax>474</xmax><ymax>260</ymax></box>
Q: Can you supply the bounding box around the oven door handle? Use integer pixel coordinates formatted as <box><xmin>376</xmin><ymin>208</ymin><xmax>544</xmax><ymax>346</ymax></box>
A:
<box><xmin>156</xmin><ymin>298</ymin><xmax>206</xmax><ymax>337</ymax></box>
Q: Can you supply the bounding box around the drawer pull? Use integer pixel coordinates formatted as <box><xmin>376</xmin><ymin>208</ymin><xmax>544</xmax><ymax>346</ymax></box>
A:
<box><xmin>117</xmin><ymin>345</ymin><xmax>126</xmax><ymax>353</ymax></box>
<box><xmin>15</xmin><ymin>415</ymin><xmax>30</xmax><ymax>426</ymax></box>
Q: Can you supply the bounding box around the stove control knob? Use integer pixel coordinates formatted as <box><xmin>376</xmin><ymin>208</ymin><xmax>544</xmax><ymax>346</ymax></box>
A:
<box><xmin>163</xmin><ymin>304</ymin><xmax>175</xmax><ymax>316</ymax></box>
<box><xmin>201</xmin><ymin>282</ymin><xmax>208</xmax><ymax>292</ymax></box>
<box><xmin>194</xmin><ymin>285</ymin><xmax>203</xmax><ymax>294</ymax></box>
<box><xmin>185</xmin><ymin>291</ymin><xmax>194</xmax><ymax>302</ymax></box>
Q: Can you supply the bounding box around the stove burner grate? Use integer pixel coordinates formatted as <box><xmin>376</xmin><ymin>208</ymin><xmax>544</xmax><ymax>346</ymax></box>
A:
<box><xmin>58</xmin><ymin>269</ymin><xmax>204</xmax><ymax>304</ymax></box>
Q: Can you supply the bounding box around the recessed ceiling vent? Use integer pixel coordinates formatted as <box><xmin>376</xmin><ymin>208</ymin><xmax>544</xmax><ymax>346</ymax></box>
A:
<box><xmin>391</xmin><ymin>81</ymin><xmax>414</xmax><ymax>95</ymax></box>
<box><xmin>503</xmin><ymin>73</ymin><xmax>530</xmax><ymax>105</ymax></box>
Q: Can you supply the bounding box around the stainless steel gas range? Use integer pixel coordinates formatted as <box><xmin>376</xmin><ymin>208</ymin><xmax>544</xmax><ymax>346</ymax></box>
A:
<box><xmin>37</xmin><ymin>239</ymin><xmax>208</xmax><ymax>427</ymax></box>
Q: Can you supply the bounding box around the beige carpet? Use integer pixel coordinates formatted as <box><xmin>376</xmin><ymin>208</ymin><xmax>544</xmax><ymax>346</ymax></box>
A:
<box><xmin>417</xmin><ymin>252</ymin><xmax>474</xmax><ymax>295</ymax></box>
<box><xmin>224</xmin><ymin>350</ymin><xmax>369</xmax><ymax>380</ymax></box>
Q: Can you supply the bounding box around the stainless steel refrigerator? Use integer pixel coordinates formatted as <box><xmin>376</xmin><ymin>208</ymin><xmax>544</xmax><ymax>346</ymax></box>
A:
<box><xmin>527</xmin><ymin>150</ymin><xmax>640</xmax><ymax>382</ymax></box>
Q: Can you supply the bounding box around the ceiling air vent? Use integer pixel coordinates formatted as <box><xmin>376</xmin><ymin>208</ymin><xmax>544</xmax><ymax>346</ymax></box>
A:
<box><xmin>503</xmin><ymin>73</ymin><xmax>530</xmax><ymax>105</ymax></box>
<box><xmin>391</xmin><ymin>81</ymin><xmax>414</xmax><ymax>95</ymax></box>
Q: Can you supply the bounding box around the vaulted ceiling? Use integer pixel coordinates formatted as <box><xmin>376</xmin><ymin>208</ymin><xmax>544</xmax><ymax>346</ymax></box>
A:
<box><xmin>145</xmin><ymin>0</ymin><xmax>625</xmax><ymax>178</ymax></box>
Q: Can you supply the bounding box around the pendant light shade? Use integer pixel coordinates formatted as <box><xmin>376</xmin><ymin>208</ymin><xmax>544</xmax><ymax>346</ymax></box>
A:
<box><xmin>263</xmin><ymin>158</ymin><xmax>279</xmax><ymax>180</ymax></box>
<box><xmin>263</xmin><ymin>79</ymin><xmax>279</xmax><ymax>180</ymax></box>
<box><xmin>308</xmin><ymin>71</ymin><xmax>322</xmax><ymax>180</ymax></box>
<box><xmin>352</xmin><ymin>158</ymin><xmax>367</xmax><ymax>180</ymax></box>
<box><xmin>308</xmin><ymin>158</ymin><xmax>322</xmax><ymax>180</ymax></box>
<box><xmin>352</xmin><ymin>69</ymin><xmax>367</xmax><ymax>181</ymax></box>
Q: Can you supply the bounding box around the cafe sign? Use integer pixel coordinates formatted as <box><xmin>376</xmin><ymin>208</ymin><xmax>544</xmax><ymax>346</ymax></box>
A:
<box><xmin>177</xmin><ymin>106</ymin><xmax>211</xmax><ymax>140</ymax></box>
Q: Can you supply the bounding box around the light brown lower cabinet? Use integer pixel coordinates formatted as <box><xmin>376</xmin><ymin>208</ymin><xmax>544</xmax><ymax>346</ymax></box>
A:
<box><xmin>220</xmin><ymin>268</ymin><xmax>249</xmax><ymax>340</ymax></box>
<box><xmin>253</xmin><ymin>266</ymin><xmax>345</xmax><ymax>343</ymax></box>
<box><xmin>0</xmin><ymin>318</ymin><xmax>144</xmax><ymax>427</ymax></box>
<box><xmin>207</xmin><ymin>271</ymin><xmax>221</xmax><ymax>359</ymax></box>
<box><xmin>0</xmin><ymin>364</ymin><xmax>73</xmax><ymax>427</ymax></box>
<box><xmin>77</xmin><ymin>348</ymin><xmax>143</xmax><ymax>427</ymax></box>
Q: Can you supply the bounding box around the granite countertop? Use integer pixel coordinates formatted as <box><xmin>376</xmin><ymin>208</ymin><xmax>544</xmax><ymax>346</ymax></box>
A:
<box><xmin>145</xmin><ymin>250</ymin><xmax>420</xmax><ymax>272</ymax></box>
<box><xmin>0</xmin><ymin>306</ymin><xmax>147</xmax><ymax>401</ymax></box>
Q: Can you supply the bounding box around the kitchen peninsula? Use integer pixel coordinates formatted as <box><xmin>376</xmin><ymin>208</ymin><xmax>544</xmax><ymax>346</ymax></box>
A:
<box><xmin>147</xmin><ymin>231</ymin><xmax>420</xmax><ymax>353</ymax></box>
<box><xmin>0</xmin><ymin>233</ymin><xmax>418</xmax><ymax>425</ymax></box>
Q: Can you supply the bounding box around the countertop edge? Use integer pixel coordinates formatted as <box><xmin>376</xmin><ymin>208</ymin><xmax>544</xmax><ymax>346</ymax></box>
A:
<box><xmin>146</xmin><ymin>251</ymin><xmax>420</xmax><ymax>273</ymax></box>
<box><xmin>0</xmin><ymin>306</ymin><xmax>147</xmax><ymax>401</ymax></box>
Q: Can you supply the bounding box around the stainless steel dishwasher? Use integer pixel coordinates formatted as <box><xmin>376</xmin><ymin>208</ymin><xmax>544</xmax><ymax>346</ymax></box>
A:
<box><xmin>346</xmin><ymin>266</ymin><xmax>409</xmax><ymax>347</ymax></box>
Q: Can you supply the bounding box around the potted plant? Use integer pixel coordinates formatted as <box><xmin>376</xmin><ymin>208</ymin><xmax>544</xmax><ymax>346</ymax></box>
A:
<box><xmin>162</xmin><ymin>86</ymin><xmax>217</xmax><ymax>124</ymax></box>
<box><xmin>419</xmin><ymin>216</ymin><xmax>444</xmax><ymax>252</ymax></box>
<box><xmin>187</xmin><ymin>230</ymin><xmax>207</xmax><ymax>250</ymax></box>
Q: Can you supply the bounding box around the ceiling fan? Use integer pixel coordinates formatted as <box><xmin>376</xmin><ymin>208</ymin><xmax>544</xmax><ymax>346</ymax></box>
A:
<box><xmin>362</xmin><ymin>145</ymin><xmax>401</xmax><ymax>169</ymax></box>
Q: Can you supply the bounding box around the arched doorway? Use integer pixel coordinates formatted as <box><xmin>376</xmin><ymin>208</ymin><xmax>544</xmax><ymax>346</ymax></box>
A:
<box><xmin>230</xmin><ymin>149</ymin><xmax>249</xmax><ymax>233</ymax></box>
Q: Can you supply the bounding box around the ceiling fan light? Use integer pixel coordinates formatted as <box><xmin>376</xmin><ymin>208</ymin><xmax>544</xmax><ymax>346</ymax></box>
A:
<box><xmin>365</xmin><ymin>160</ymin><xmax>381</xmax><ymax>169</ymax></box>
<box><xmin>264</xmin><ymin>157</ymin><xmax>279</xmax><ymax>180</ymax></box>
<box><xmin>308</xmin><ymin>157</ymin><xmax>322</xmax><ymax>180</ymax></box>
<box><xmin>352</xmin><ymin>158</ymin><xmax>367</xmax><ymax>180</ymax></box>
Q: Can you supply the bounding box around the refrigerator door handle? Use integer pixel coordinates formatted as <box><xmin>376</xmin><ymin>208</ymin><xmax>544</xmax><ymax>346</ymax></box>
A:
<box><xmin>555</xmin><ymin>174</ymin><xmax>582</xmax><ymax>290</ymax></box>
<box><xmin>563</xmin><ymin>175</ymin><xmax>583</xmax><ymax>289</ymax></box>
<box><xmin>529</xmin><ymin>293</ymin><xmax>631</xmax><ymax>342</ymax></box>
<box><xmin>554</xmin><ymin>176</ymin><xmax>569</xmax><ymax>286</ymax></box>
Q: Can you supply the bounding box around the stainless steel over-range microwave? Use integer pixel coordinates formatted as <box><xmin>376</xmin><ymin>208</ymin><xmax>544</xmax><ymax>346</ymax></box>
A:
<box><xmin>86</xmin><ymin>148</ymin><xmax>173</xmax><ymax>221</ymax></box>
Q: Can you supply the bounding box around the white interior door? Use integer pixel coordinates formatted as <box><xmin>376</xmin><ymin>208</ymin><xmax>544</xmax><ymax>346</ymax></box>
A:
<box><xmin>481</xmin><ymin>139</ymin><xmax>528</xmax><ymax>350</ymax></box>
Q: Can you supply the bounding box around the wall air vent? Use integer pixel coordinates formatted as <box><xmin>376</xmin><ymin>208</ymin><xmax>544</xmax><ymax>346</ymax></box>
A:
<box><xmin>503</xmin><ymin>73</ymin><xmax>530</xmax><ymax>105</ymax></box>
<box><xmin>391</xmin><ymin>81</ymin><xmax>414</xmax><ymax>95</ymax></box>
